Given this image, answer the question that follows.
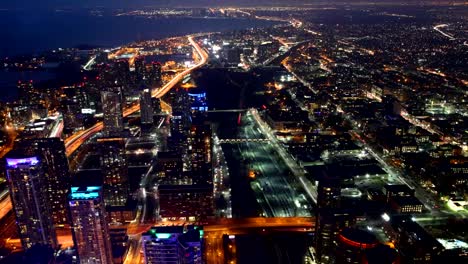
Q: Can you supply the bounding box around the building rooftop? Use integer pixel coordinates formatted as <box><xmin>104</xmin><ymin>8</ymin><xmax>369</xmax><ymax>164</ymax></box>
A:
<box><xmin>391</xmin><ymin>196</ymin><xmax>424</xmax><ymax>206</ymax></box>
<box><xmin>384</xmin><ymin>184</ymin><xmax>414</xmax><ymax>194</ymax></box>
<box><xmin>339</xmin><ymin>228</ymin><xmax>379</xmax><ymax>249</ymax></box>
<box><xmin>69</xmin><ymin>186</ymin><xmax>101</xmax><ymax>200</ymax></box>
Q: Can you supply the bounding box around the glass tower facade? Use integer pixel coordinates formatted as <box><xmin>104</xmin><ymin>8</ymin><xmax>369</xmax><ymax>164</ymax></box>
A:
<box><xmin>5</xmin><ymin>155</ymin><xmax>57</xmax><ymax>249</ymax></box>
<box><xmin>69</xmin><ymin>186</ymin><xmax>113</xmax><ymax>264</ymax></box>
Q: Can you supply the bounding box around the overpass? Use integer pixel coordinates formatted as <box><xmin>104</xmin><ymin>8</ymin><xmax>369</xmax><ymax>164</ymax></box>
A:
<box><xmin>203</xmin><ymin>217</ymin><xmax>315</xmax><ymax>264</ymax></box>
<box><xmin>205</xmin><ymin>217</ymin><xmax>314</xmax><ymax>233</ymax></box>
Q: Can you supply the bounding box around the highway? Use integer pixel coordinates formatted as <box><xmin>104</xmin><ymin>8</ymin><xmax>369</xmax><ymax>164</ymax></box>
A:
<box><xmin>433</xmin><ymin>24</ymin><xmax>456</xmax><ymax>40</ymax></box>
<box><xmin>64</xmin><ymin>35</ymin><xmax>209</xmax><ymax>157</ymax></box>
<box><xmin>0</xmin><ymin>192</ymin><xmax>12</xmax><ymax>221</ymax></box>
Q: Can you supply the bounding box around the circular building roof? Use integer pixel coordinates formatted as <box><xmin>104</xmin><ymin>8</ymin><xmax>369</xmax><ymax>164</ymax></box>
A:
<box><xmin>338</xmin><ymin>228</ymin><xmax>379</xmax><ymax>249</ymax></box>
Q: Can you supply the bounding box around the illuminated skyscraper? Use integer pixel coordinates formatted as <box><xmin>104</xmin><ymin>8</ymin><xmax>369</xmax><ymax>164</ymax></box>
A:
<box><xmin>15</xmin><ymin>116</ymin><xmax>71</xmax><ymax>225</ymax></box>
<box><xmin>69</xmin><ymin>186</ymin><xmax>113</xmax><ymax>264</ymax></box>
<box><xmin>101</xmin><ymin>86</ymin><xmax>124</xmax><ymax>137</ymax></box>
<box><xmin>134</xmin><ymin>56</ymin><xmax>147</xmax><ymax>81</ymax></box>
<box><xmin>18</xmin><ymin>138</ymin><xmax>71</xmax><ymax>225</ymax></box>
<box><xmin>99</xmin><ymin>138</ymin><xmax>129</xmax><ymax>207</ymax></box>
<box><xmin>188</xmin><ymin>124</ymin><xmax>212</xmax><ymax>185</ymax></box>
<box><xmin>140</xmin><ymin>88</ymin><xmax>153</xmax><ymax>125</ymax></box>
<box><xmin>5</xmin><ymin>153</ymin><xmax>57</xmax><ymax>249</ymax></box>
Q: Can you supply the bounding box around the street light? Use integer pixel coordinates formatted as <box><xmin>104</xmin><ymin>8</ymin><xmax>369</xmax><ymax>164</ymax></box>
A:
<box><xmin>382</xmin><ymin>213</ymin><xmax>390</xmax><ymax>222</ymax></box>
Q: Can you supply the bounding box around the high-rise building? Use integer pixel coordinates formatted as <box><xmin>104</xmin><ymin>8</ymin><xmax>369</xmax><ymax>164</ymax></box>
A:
<box><xmin>68</xmin><ymin>186</ymin><xmax>113</xmax><ymax>264</ymax></box>
<box><xmin>315</xmin><ymin>175</ymin><xmax>355</xmax><ymax>262</ymax></box>
<box><xmin>99</xmin><ymin>138</ymin><xmax>129</xmax><ymax>207</ymax></box>
<box><xmin>101</xmin><ymin>87</ymin><xmax>124</xmax><ymax>137</ymax></box>
<box><xmin>134</xmin><ymin>57</ymin><xmax>147</xmax><ymax>81</ymax></box>
<box><xmin>171</xmin><ymin>88</ymin><xmax>190</xmax><ymax>114</ymax></box>
<box><xmin>114</xmin><ymin>60</ymin><xmax>130</xmax><ymax>90</ymax></box>
<box><xmin>16</xmin><ymin>138</ymin><xmax>71</xmax><ymax>225</ymax></box>
<box><xmin>188</xmin><ymin>124</ymin><xmax>212</xmax><ymax>185</ymax></box>
<box><xmin>14</xmin><ymin>116</ymin><xmax>71</xmax><ymax>225</ymax></box>
<box><xmin>5</xmin><ymin>152</ymin><xmax>57</xmax><ymax>249</ymax></box>
<box><xmin>142</xmin><ymin>226</ymin><xmax>203</xmax><ymax>264</ymax></box>
<box><xmin>140</xmin><ymin>88</ymin><xmax>153</xmax><ymax>125</ymax></box>
<box><xmin>149</xmin><ymin>62</ymin><xmax>162</xmax><ymax>84</ymax></box>
<box><xmin>317</xmin><ymin>177</ymin><xmax>342</xmax><ymax>210</ymax></box>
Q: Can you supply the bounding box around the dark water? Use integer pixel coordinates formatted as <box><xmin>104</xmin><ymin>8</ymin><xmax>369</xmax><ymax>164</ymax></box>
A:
<box><xmin>0</xmin><ymin>70</ymin><xmax>56</xmax><ymax>101</ymax></box>
<box><xmin>0</xmin><ymin>10</ymin><xmax>279</xmax><ymax>57</ymax></box>
<box><xmin>0</xmin><ymin>10</ymin><xmax>280</xmax><ymax>101</ymax></box>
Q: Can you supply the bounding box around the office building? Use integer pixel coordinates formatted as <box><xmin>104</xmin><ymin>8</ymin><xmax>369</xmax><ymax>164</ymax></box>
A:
<box><xmin>383</xmin><ymin>184</ymin><xmax>415</xmax><ymax>203</ymax></box>
<box><xmin>101</xmin><ymin>86</ymin><xmax>124</xmax><ymax>137</ymax></box>
<box><xmin>140</xmin><ymin>88</ymin><xmax>153</xmax><ymax>125</ymax></box>
<box><xmin>5</xmin><ymin>153</ymin><xmax>57</xmax><ymax>249</ymax></box>
<box><xmin>142</xmin><ymin>226</ymin><xmax>202</xmax><ymax>264</ymax></box>
<box><xmin>69</xmin><ymin>186</ymin><xmax>113</xmax><ymax>264</ymax></box>
<box><xmin>99</xmin><ymin>138</ymin><xmax>129</xmax><ymax>207</ymax></box>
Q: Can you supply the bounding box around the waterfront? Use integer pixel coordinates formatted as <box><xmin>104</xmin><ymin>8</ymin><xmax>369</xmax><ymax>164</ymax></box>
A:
<box><xmin>0</xmin><ymin>9</ymin><xmax>279</xmax><ymax>57</ymax></box>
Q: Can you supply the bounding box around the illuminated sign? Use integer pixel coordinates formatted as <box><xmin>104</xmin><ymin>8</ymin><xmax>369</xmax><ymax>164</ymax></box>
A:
<box><xmin>156</xmin><ymin>233</ymin><xmax>172</xmax><ymax>239</ymax></box>
<box><xmin>6</xmin><ymin>157</ymin><xmax>39</xmax><ymax>167</ymax></box>
<box><xmin>70</xmin><ymin>186</ymin><xmax>101</xmax><ymax>200</ymax></box>
<box><xmin>81</xmin><ymin>108</ymin><xmax>96</xmax><ymax>114</ymax></box>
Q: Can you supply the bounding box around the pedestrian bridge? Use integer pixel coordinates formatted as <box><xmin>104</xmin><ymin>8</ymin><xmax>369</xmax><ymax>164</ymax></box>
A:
<box><xmin>218</xmin><ymin>138</ymin><xmax>270</xmax><ymax>144</ymax></box>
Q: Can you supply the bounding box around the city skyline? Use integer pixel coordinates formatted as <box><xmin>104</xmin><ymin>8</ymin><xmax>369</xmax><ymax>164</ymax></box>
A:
<box><xmin>1</xmin><ymin>0</ymin><xmax>464</xmax><ymax>9</ymax></box>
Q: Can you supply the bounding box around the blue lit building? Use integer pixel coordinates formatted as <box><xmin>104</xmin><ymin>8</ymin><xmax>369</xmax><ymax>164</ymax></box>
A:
<box><xmin>69</xmin><ymin>186</ymin><xmax>113</xmax><ymax>264</ymax></box>
<box><xmin>188</xmin><ymin>92</ymin><xmax>208</xmax><ymax>112</ymax></box>
<box><xmin>5</xmin><ymin>153</ymin><xmax>57</xmax><ymax>250</ymax></box>
<box><xmin>142</xmin><ymin>226</ymin><xmax>203</xmax><ymax>264</ymax></box>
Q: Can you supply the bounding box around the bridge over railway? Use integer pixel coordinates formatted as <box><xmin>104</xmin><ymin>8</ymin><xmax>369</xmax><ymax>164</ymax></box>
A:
<box><xmin>217</xmin><ymin>138</ymin><xmax>270</xmax><ymax>144</ymax></box>
<box><xmin>204</xmin><ymin>217</ymin><xmax>315</xmax><ymax>264</ymax></box>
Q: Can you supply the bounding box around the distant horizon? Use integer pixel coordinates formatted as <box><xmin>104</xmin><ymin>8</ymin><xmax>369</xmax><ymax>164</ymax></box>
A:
<box><xmin>1</xmin><ymin>0</ymin><xmax>466</xmax><ymax>10</ymax></box>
